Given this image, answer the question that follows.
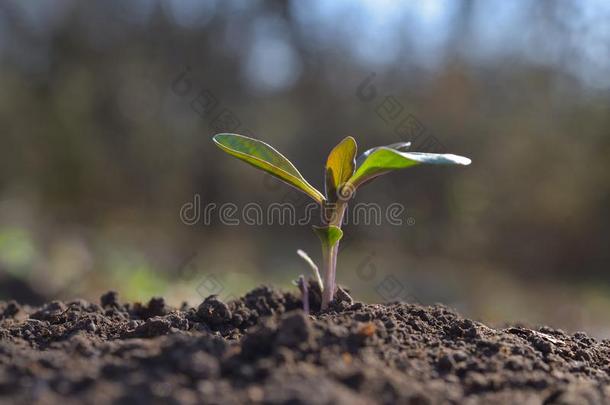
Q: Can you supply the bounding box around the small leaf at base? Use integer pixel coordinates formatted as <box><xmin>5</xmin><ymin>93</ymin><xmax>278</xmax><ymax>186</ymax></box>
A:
<box><xmin>312</xmin><ymin>225</ymin><xmax>343</xmax><ymax>249</ymax></box>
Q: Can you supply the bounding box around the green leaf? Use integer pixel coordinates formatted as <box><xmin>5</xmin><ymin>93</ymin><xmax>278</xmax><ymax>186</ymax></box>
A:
<box><xmin>325</xmin><ymin>137</ymin><xmax>357</xmax><ymax>201</ymax></box>
<box><xmin>348</xmin><ymin>147</ymin><xmax>471</xmax><ymax>188</ymax></box>
<box><xmin>312</xmin><ymin>225</ymin><xmax>343</xmax><ymax>250</ymax></box>
<box><xmin>213</xmin><ymin>133</ymin><xmax>325</xmax><ymax>204</ymax></box>
<box><xmin>355</xmin><ymin>142</ymin><xmax>411</xmax><ymax>168</ymax></box>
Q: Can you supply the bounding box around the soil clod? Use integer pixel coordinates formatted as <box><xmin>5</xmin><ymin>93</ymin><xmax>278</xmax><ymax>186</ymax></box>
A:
<box><xmin>100</xmin><ymin>291</ymin><xmax>119</xmax><ymax>308</ymax></box>
<box><xmin>197</xmin><ymin>295</ymin><xmax>232</xmax><ymax>326</ymax></box>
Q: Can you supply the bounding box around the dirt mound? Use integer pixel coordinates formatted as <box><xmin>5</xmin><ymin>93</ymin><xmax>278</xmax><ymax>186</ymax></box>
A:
<box><xmin>0</xmin><ymin>285</ymin><xmax>609</xmax><ymax>404</ymax></box>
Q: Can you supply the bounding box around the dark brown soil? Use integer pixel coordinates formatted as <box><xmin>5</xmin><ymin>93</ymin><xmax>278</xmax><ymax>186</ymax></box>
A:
<box><xmin>1</xmin><ymin>284</ymin><xmax>609</xmax><ymax>404</ymax></box>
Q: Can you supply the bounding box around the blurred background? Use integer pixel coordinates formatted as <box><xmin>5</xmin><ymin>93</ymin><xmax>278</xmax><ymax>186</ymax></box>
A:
<box><xmin>1</xmin><ymin>0</ymin><xmax>609</xmax><ymax>335</ymax></box>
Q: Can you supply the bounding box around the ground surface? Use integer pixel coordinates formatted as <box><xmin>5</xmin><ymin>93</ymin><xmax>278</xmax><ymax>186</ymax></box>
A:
<box><xmin>0</xmin><ymin>285</ymin><xmax>609</xmax><ymax>404</ymax></box>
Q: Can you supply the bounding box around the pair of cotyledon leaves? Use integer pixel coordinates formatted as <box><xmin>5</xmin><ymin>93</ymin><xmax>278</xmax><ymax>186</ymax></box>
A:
<box><xmin>213</xmin><ymin>133</ymin><xmax>471</xmax><ymax>205</ymax></box>
<box><xmin>213</xmin><ymin>133</ymin><xmax>471</xmax><ymax>250</ymax></box>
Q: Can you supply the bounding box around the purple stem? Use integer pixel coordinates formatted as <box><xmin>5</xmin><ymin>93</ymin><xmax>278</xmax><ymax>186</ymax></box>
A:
<box><xmin>298</xmin><ymin>275</ymin><xmax>309</xmax><ymax>314</ymax></box>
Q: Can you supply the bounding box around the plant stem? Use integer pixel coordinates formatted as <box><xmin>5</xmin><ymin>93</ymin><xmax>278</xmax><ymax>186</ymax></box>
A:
<box><xmin>298</xmin><ymin>275</ymin><xmax>309</xmax><ymax>314</ymax></box>
<box><xmin>321</xmin><ymin>201</ymin><xmax>347</xmax><ymax>309</ymax></box>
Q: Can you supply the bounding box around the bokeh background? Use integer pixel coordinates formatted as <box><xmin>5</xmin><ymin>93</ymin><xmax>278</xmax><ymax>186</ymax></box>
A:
<box><xmin>1</xmin><ymin>0</ymin><xmax>609</xmax><ymax>336</ymax></box>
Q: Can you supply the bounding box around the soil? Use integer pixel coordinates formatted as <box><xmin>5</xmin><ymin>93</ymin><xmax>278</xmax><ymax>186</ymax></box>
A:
<box><xmin>1</xmin><ymin>283</ymin><xmax>609</xmax><ymax>404</ymax></box>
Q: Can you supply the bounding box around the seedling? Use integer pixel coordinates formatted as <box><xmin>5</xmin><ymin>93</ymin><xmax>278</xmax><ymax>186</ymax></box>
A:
<box><xmin>213</xmin><ymin>133</ymin><xmax>471</xmax><ymax>310</ymax></box>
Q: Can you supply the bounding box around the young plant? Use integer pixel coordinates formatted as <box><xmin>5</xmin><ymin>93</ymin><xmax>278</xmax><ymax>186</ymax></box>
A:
<box><xmin>213</xmin><ymin>133</ymin><xmax>471</xmax><ymax>309</ymax></box>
